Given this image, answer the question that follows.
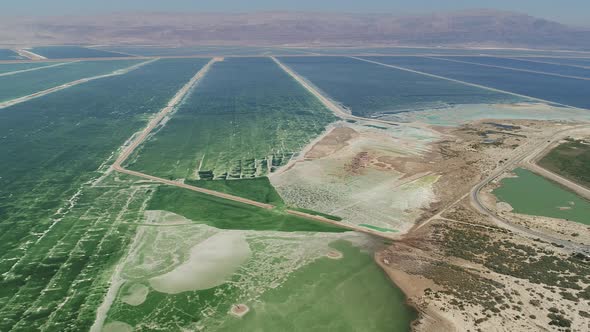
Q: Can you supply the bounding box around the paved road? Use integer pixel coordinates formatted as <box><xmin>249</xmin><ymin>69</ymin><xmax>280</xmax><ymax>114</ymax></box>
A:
<box><xmin>415</xmin><ymin>124</ymin><xmax>590</xmax><ymax>253</ymax></box>
<box><xmin>521</xmin><ymin>128</ymin><xmax>590</xmax><ymax>200</ymax></box>
<box><xmin>470</xmin><ymin>125</ymin><xmax>590</xmax><ymax>253</ymax></box>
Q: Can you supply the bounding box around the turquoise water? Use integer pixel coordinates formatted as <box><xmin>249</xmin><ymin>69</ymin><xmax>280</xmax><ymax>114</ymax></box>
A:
<box><xmin>494</xmin><ymin>168</ymin><xmax>590</xmax><ymax>225</ymax></box>
<box><xmin>215</xmin><ymin>240</ymin><xmax>415</xmax><ymax>332</ymax></box>
<box><xmin>29</xmin><ymin>46</ymin><xmax>131</xmax><ymax>59</ymax></box>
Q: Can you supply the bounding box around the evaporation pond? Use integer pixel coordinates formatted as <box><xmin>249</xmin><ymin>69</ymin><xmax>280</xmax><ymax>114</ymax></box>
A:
<box><xmin>215</xmin><ymin>240</ymin><xmax>416</xmax><ymax>332</ymax></box>
<box><xmin>493</xmin><ymin>168</ymin><xmax>590</xmax><ymax>225</ymax></box>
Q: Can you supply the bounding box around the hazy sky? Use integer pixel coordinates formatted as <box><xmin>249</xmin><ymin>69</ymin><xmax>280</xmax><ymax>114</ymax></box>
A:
<box><xmin>4</xmin><ymin>0</ymin><xmax>589</xmax><ymax>26</ymax></box>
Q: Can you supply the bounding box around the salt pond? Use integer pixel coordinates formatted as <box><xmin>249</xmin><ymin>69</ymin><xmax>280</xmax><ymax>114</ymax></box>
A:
<box><xmin>493</xmin><ymin>168</ymin><xmax>590</xmax><ymax>225</ymax></box>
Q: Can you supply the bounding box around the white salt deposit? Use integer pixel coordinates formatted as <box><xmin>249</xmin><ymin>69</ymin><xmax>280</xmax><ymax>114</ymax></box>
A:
<box><xmin>149</xmin><ymin>232</ymin><xmax>251</xmax><ymax>294</ymax></box>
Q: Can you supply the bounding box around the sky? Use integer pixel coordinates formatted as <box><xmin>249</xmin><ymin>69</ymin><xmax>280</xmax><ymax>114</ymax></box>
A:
<box><xmin>3</xmin><ymin>0</ymin><xmax>589</xmax><ymax>26</ymax></box>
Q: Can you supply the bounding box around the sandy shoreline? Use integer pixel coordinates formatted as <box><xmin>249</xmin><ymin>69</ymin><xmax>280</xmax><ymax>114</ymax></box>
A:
<box><xmin>374</xmin><ymin>252</ymin><xmax>454</xmax><ymax>331</ymax></box>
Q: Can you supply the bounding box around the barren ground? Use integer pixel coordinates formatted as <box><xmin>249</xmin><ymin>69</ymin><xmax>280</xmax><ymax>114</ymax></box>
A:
<box><xmin>374</xmin><ymin>119</ymin><xmax>590</xmax><ymax>331</ymax></box>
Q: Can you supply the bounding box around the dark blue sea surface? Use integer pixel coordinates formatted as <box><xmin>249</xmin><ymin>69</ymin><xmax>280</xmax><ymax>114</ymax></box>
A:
<box><xmin>362</xmin><ymin>56</ymin><xmax>590</xmax><ymax>109</ymax></box>
<box><xmin>436</xmin><ymin>56</ymin><xmax>590</xmax><ymax>79</ymax></box>
<box><xmin>96</xmin><ymin>46</ymin><xmax>307</xmax><ymax>56</ymax></box>
<box><xmin>279</xmin><ymin>56</ymin><xmax>521</xmax><ymax>117</ymax></box>
<box><xmin>30</xmin><ymin>46</ymin><xmax>131</xmax><ymax>59</ymax></box>
<box><xmin>0</xmin><ymin>49</ymin><xmax>24</xmax><ymax>60</ymax></box>
<box><xmin>516</xmin><ymin>57</ymin><xmax>590</xmax><ymax>67</ymax></box>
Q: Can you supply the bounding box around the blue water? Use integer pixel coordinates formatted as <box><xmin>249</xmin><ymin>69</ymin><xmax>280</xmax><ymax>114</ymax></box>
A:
<box><xmin>0</xmin><ymin>62</ymin><xmax>60</xmax><ymax>74</ymax></box>
<box><xmin>0</xmin><ymin>49</ymin><xmax>24</xmax><ymax>60</ymax></box>
<box><xmin>30</xmin><ymin>46</ymin><xmax>131</xmax><ymax>59</ymax></box>
<box><xmin>362</xmin><ymin>56</ymin><xmax>590</xmax><ymax>109</ymax></box>
<box><xmin>436</xmin><ymin>56</ymin><xmax>590</xmax><ymax>79</ymax></box>
<box><xmin>279</xmin><ymin>56</ymin><xmax>521</xmax><ymax>117</ymax></box>
<box><xmin>516</xmin><ymin>57</ymin><xmax>590</xmax><ymax>67</ymax></box>
<box><xmin>96</xmin><ymin>46</ymin><xmax>307</xmax><ymax>56</ymax></box>
<box><xmin>305</xmin><ymin>48</ymin><xmax>590</xmax><ymax>57</ymax></box>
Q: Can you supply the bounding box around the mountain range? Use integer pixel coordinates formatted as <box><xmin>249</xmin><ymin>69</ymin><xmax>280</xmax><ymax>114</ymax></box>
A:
<box><xmin>1</xmin><ymin>10</ymin><xmax>589</xmax><ymax>49</ymax></box>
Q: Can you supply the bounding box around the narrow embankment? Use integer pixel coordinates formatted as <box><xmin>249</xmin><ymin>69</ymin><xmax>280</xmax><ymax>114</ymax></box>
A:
<box><xmin>350</xmin><ymin>56</ymin><xmax>581</xmax><ymax>110</ymax></box>
<box><xmin>424</xmin><ymin>56</ymin><xmax>590</xmax><ymax>81</ymax></box>
<box><xmin>0</xmin><ymin>61</ymin><xmax>76</xmax><ymax>77</ymax></box>
<box><xmin>0</xmin><ymin>59</ymin><xmax>157</xmax><ymax>109</ymax></box>
<box><xmin>13</xmin><ymin>49</ymin><xmax>47</xmax><ymax>60</ymax></box>
<box><xmin>111</xmin><ymin>56</ymin><xmax>398</xmax><ymax>240</ymax></box>
<box><xmin>522</xmin><ymin>127</ymin><xmax>590</xmax><ymax>201</ymax></box>
<box><xmin>270</xmin><ymin>56</ymin><xmax>351</xmax><ymax>119</ymax></box>
<box><xmin>470</xmin><ymin>125</ymin><xmax>590</xmax><ymax>252</ymax></box>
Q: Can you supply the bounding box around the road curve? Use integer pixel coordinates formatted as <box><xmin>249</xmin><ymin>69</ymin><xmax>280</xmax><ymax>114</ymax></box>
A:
<box><xmin>470</xmin><ymin>125</ymin><xmax>590</xmax><ymax>253</ymax></box>
<box><xmin>521</xmin><ymin>128</ymin><xmax>590</xmax><ymax>201</ymax></box>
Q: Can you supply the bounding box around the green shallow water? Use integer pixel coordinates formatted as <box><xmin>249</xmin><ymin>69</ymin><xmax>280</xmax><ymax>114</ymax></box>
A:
<box><xmin>493</xmin><ymin>168</ymin><xmax>590</xmax><ymax>225</ymax></box>
<box><xmin>216</xmin><ymin>240</ymin><xmax>416</xmax><ymax>332</ymax></box>
<box><xmin>360</xmin><ymin>224</ymin><xmax>399</xmax><ymax>233</ymax></box>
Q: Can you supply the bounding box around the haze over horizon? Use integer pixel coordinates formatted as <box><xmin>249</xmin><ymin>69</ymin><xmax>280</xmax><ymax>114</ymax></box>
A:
<box><xmin>3</xmin><ymin>0</ymin><xmax>590</xmax><ymax>27</ymax></box>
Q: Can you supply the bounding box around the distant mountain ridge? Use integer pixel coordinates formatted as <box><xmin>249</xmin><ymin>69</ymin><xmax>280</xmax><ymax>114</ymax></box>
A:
<box><xmin>1</xmin><ymin>10</ymin><xmax>589</xmax><ymax>49</ymax></box>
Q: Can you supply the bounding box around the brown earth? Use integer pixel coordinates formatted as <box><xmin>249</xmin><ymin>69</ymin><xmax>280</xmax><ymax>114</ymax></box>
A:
<box><xmin>376</xmin><ymin>119</ymin><xmax>590</xmax><ymax>331</ymax></box>
<box><xmin>305</xmin><ymin>126</ymin><xmax>359</xmax><ymax>159</ymax></box>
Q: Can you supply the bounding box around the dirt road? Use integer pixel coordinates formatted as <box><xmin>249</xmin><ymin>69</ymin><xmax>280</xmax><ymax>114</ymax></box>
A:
<box><xmin>414</xmin><ymin>123</ymin><xmax>590</xmax><ymax>252</ymax></box>
<box><xmin>111</xmin><ymin>57</ymin><xmax>220</xmax><ymax>169</ymax></box>
<box><xmin>469</xmin><ymin>125</ymin><xmax>590</xmax><ymax>253</ymax></box>
<box><xmin>270</xmin><ymin>56</ymin><xmax>351</xmax><ymax>119</ymax></box>
<box><xmin>111</xmin><ymin>56</ymin><xmax>399</xmax><ymax>240</ymax></box>
<box><xmin>521</xmin><ymin>127</ymin><xmax>590</xmax><ymax>200</ymax></box>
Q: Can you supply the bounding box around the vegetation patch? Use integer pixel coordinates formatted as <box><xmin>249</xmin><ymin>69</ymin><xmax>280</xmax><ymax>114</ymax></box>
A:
<box><xmin>493</xmin><ymin>168</ymin><xmax>590</xmax><ymax>225</ymax></box>
<box><xmin>539</xmin><ymin>138</ymin><xmax>590</xmax><ymax>189</ymax></box>
<box><xmin>186</xmin><ymin>177</ymin><xmax>284</xmax><ymax>206</ymax></box>
<box><xmin>147</xmin><ymin>186</ymin><xmax>346</xmax><ymax>232</ymax></box>
<box><xmin>126</xmin><ymin>57</ymin><xmax>336</xmax><ymax>180</ymax></box>
<box><xmin>359</xmin><ymin>224</ymin><xmax>399</xmax><ymax>233</ymax></box>
<box><xmin>0</xmin><ymin>58</ymin><xmax>210</xmax><ymax>330</ymax></box>
<box><xmin>290</xmin><ymin>207</ymin><xmax>343</xmax><ymax>221</ymax></box>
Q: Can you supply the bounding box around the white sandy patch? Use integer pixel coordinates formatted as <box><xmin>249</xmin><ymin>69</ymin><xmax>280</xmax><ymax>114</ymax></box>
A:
<box><xmin>496</xmin><ymin>201</ymin><xmax>513</xmax><ymax>212</ymax></box>
<box><xmin>326</xmin><ymin>250</ymin><xmax>343</xmax><ymax>259</ymax></box>
<box><xmin>144</xmin><ymin>210</ymin><xmax>192</xmax><ymax>225</ymax></box>
<box><xmin>102</xmin><ymin>321</ymin><xmax>133</xmax><ymax>332</ymax></box>
<box><xmin>229</xmin><ymin>304</ymin><xmax>250</xmax><ymax>318</ymax></box>
<box><xmin>387</xmin><ymin>102</ymin><xmax>590</xmax><ymax>126</ymax></box>
<box><xmin>121</xmin><ymin>283</ymin><xmax>149</xmax><ymax>306</ymax></box>
<box><xmin>149</xmin><ymin>232</ymin><xmax>251</xmax><ymax>294</ymax></box>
